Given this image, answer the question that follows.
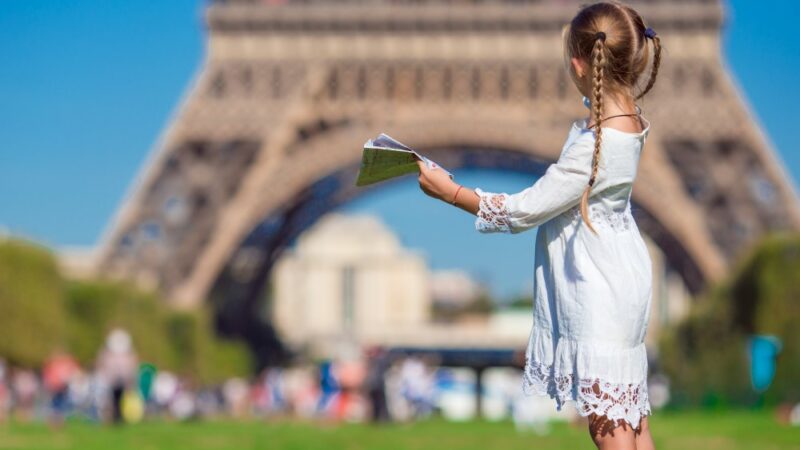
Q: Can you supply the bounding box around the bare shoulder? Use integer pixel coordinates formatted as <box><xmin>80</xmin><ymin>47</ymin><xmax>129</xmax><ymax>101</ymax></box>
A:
<box><xmin>602</xmin><ymin>115</ymin><xmax>645</xmax><ymax>133</ymax></box>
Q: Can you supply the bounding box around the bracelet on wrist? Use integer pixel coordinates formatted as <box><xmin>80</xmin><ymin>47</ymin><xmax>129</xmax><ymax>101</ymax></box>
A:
<box><xmin>451</xmin><ymin>185</ymin><xmax>464</xmax><ymax>205</ymax></box>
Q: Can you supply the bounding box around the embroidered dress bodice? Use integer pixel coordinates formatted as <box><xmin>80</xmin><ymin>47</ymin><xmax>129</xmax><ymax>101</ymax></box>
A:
<box><xmin>473</xmin><ymin>97</ymin><xmax>653</xmax><ymax>429</ymax></box>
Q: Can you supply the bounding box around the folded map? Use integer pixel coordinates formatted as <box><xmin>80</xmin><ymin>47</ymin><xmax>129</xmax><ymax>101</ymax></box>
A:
<box><xmin>355</xmin><ymin>133</ymin><xmax>453</xmax><ymax>187</ymax></box>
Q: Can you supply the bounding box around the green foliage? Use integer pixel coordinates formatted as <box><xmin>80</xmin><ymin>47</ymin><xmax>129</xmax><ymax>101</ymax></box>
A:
<box><xmin>66</xmin><ymin>279</ymin><xmax>252</xmax><ymax>384</ymax></box>
<box><xmin>729</xmin><ymin>233</ymin><xmax>800</xmax><ymax>405</ymax></box>
<box><xmin>658</xmin><ymin>285</ymin><xmax>752</xmax><ymax>408</ymax></box>
<box><xmin>0</xmin><ymin>238</ymin><xmax>66</xmax><ymax>367</ymax></box>
<box><xmin>0</xmin><ymin>236</ymin><xmax>252</xmax><ymax>383</ymax></box>
<box><xmin>164</xmin><ymin>309</ymin><xmax>252</xmax><ymax>384</ymax></box>
<box><xmin>506</xmin><ymin>295</ymin><xmax>533</xmax><ymax>309</ymax></box>
<box><xmin>660</xmin><ymin>232</ymin><xmax>800</xmax><ymax>407</ymax></box>
<box><xmin>65</xmin><ymin>280</ymin><xmax>174</xmax><ymax>368</ymax></box>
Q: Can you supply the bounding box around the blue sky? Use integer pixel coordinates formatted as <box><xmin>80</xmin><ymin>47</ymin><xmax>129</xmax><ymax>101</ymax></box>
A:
<box><xmin>1</xmin><ymin>0</ymin><xmax>798</xmax><ymax>301</ymax></box>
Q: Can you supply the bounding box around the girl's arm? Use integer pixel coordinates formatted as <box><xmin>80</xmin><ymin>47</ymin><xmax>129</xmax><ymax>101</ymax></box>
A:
<box><xmin>415</xmin><ymin>159</ymin><xmax>480</xmax><ymax>215</ymax></box>
<box><xmin>416</xmin><ymin>162</ymin><xmax>514</xmax><ymax>233</ymax></box>
<box><xmin>416</xmin><ymin>133</ymin><xmax>601</xmax><ymax>234</ymax></box>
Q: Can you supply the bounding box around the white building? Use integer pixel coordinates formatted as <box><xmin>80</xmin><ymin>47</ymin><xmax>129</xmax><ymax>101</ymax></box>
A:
<box><xmin>270</xmin><ymin>212</ymin><xmax>431</xmax><ymax>357</ymax></box>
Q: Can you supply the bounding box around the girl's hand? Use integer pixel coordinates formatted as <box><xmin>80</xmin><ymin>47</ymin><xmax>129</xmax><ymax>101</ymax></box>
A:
<box><xmin>416</xmin><ymin>158</ymin><xmax>458</xmax><ymax>202</ymax></box>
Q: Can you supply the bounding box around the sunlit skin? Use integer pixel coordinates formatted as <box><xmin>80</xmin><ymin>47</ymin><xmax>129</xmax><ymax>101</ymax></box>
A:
<box><xmin>415</xmin><ymin>56</ymin><xmax>655</xmax><ymax>450</ymax></box>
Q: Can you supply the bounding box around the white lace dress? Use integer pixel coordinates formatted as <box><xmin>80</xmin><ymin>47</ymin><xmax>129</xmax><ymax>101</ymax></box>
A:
<box><xmin>473</xmin><ymin>99</ymin><xmax>653</xmax><ymax>429</ymax></box>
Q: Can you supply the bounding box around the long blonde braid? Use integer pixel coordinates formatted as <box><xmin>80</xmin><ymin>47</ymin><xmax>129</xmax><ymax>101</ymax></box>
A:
<box><xmin>579</xmin><ymin>33</ymin><xmax>608</xmax><ymax>234</ymax></box>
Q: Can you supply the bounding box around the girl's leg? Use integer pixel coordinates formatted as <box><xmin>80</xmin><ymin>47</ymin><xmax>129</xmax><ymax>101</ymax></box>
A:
<box><xmin>634</xmin><ymin>416</ymin><xmax>656</xmax><ymax>450</ymax></box>
<box><xmin>587</xmin><ymin>413</ymin><xmax>637</xmax><ymax>450</ymax></box>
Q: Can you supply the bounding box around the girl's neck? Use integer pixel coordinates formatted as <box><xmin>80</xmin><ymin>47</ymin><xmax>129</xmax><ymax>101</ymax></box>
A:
<box><xmin>585</xmin><ymin>91</ymin><xmax>642</xmax><ymax>130</ymax></box>
<box><xmin>586</xmin><ymin>90</ymin><xmax>636</xmax><ymax>115</ymax></box>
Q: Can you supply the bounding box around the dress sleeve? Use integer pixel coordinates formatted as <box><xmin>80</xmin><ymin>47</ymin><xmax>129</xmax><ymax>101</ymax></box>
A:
<box><xmin>474</xmin><ymin>134</ymin><xmax>600</xmax><ymax>234</ymax></box>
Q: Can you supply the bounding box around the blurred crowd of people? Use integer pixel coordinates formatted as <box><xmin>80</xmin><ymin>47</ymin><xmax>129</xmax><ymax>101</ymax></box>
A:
<box><xmin>13</xmin><ymin>331</ymin><xmax>778</xmax><ymax>430</ymax></box>
<box><xmin>0</xmin><ymin>331</ymin><xmax>546</xmax><ymax>427</ymax></box>
<box><xmin>0</xmin><ymin>328</ymin><xmax>142</xmax><ymax>426</ymax></box>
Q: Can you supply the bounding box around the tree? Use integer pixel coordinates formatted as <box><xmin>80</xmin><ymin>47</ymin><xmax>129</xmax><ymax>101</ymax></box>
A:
<box><xmin>66</xmin><ymin>279</ymin><xmax>253</xmax><ymax>384</ymax></box>
<box><xmin>659</xmin><ymin>233</ymin><xmax>800</xmax><ymax>407</ymax></box>
<box><xmin>0</xmin><ymin>238</ymin><xmax>66</xmax><ymax>367</ymax></box>
<box><xmin>0</xmin><ymin>237</ymin><xmax>253</xmax><ymax>383</ymax></box>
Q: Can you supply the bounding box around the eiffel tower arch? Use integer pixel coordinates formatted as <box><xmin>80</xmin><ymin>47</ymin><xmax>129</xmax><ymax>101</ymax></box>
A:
<box><xmin>96</xmin><ymin>0</ymin><xmax>800</xmax><ymax>350</ymax></box>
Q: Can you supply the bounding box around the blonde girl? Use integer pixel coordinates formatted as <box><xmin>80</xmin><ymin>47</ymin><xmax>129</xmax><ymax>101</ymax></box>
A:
<box><xmin>416</xmin><ymin>2</ymin><xmax>663</xmax><ymax>449</ymax></box>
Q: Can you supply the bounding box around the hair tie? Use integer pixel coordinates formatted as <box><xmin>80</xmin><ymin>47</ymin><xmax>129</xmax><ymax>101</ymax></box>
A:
<box><xmin>644</xmin><ymin>27</ymin><xmax>657</xmax><ymax>39</ymax></box>
<box><xmin>594</xmin><ymin>31</ymin><xmax>606</xmax><ymax>41</ymax></box>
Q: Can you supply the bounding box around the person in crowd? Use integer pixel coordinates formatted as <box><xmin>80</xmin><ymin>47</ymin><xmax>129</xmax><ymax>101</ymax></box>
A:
<box><xmin>0</xmin><ymin>359</ymin><xmax>9</xmax><ymax>423</ymax></box>
<box><xmin>42</xmin><ymin>348</ymin><xmax>80</xmax><ymax>428</ymax></box>
<box><xmin>11</xmin><ymin>368</ymin><xmax>39</xmax><ymax>422</ymax></box>
<box><xmin>363</xmin><ymin>346</ymin><xmax>392</xmax><ymax>423</ymax></box>
<box><xmin>95</xmin><ymin>328</ymin><xmax>138</xmax><ymax>424</ymax></box>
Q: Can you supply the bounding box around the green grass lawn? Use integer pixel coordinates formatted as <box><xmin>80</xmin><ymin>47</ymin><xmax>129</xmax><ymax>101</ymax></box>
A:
<box><xmin>0</xmin><ymin>410</ymin><xmax>797</xmax><ymax>450</ymax></box>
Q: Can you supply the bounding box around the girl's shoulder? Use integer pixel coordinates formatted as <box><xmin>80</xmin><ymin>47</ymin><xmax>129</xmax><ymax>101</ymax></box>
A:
<box><xmin>577</xmin><ymin>96</ymin><xmax>652</xmax><ymax>139</ymax></box>
<box><xmin>570</xmin><ymin>116</ymin><xmax>651</xmax><ymax>150</ymax></box>
<box><xmin>559</xmin><ymin>117</ymin><xmax>649</xmax><ymax>167</ymax></box>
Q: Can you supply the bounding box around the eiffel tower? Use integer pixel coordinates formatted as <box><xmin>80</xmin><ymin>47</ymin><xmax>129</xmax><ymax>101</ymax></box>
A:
<box><xmin>95</xmin><ymin>0</ymin><xmax>800</xmax><ymax>354</ymax></box>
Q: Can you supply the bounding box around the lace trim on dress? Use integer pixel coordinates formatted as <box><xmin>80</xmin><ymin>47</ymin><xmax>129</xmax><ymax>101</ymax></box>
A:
<box><xmin>522</xmin><ymin>356</ymin><xmax>652</xmax><ymax>430</ymax></box>
<box><xmin>570</xmin><ymin>203</ymin><xmax>633</xmax><ymax>233</ymax></box>
<box><xmin>474</xmin><ymin>188</ymin><xmax>511</xmax><ymax>233</ymax></box>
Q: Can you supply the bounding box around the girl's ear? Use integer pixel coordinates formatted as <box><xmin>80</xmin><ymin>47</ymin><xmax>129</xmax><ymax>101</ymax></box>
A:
<box><xmin>571</xmin><ymin>57</ymin><xmax>587</xmax><ymax>78</ymax></box>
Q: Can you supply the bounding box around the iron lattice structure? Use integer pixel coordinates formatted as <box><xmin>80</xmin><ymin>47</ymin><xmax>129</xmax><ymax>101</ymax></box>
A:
<box><xmin>96</xmin><ymin>0</ymin><xmax>800</xmax><ymax>348</ymax></box>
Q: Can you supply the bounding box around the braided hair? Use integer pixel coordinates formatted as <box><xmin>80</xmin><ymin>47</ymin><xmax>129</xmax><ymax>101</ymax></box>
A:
<box><xmin>564</xmin><ymin>1</ymin><xmax>663</xmax><ymax>234</ymax></box>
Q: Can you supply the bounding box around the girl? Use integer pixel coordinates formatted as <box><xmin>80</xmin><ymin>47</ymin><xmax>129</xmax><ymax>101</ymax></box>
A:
<box><xmin>415</xmin><ymin>2</ymin><xmax>662</xmax><ymax>449</ymax></box>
